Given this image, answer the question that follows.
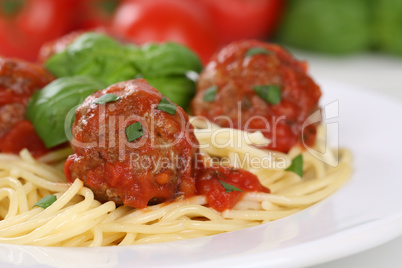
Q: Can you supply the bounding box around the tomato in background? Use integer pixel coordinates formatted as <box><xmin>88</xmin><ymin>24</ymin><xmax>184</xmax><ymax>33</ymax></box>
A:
<box><xmin>110</xmin><ymin>0</ymin><xmax>220</xmax><ymax>64</ymax></box>
<box><xmin>0</xmin><ymin>0</ymin><xmax>76</xmax><ymax>61</ymax></box>
<box><xmin>71</xmin><ymin>0</ymin><xmax>121</xmax><ymax>31</ymax></box>
<box><xmin>0</xmin><ymin>0</ymin><xmax>285</xmax><ymax>63</ymax></box>
<box><xmin>202</xmin><ymin>0</ymin><xmax>285</xmax><ymax>44</ymax></box>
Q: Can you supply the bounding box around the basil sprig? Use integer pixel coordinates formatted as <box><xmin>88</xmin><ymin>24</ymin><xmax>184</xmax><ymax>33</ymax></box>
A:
<box><xmin>45</xmin><ymin>32</ymin><xmax>202</xmax><ymax>109</ymax></box>
<box><xmin>26</xmin><ymin>76</ymin><xmax>107</xmax><ymax>148</ymax></box>
<box><xmin>219</xmin><ymin>180</ymin><xmax>244</xmax><ymax>193</ymax></box>
<box><xmin>285</xmin><ymin>154</ymin><xmax>304</xmax><ymax>177</ymax></box>
<box><xmin>34</xmin><ymin>195</ymin><xmax>57</xmax><ymax>209</ymax></box>
<box><xmin>45</xmin><ymin>32</ymin><xmax>140</xmax><ymax>86</ymax></box>
<box><xmin>253</xmin><ymin>85</ymin><xmax>282</xmax><ymax>105</ymax></box>
<box><xmin>126</xmin><ymin>122</ymin><xmax>143</xmax><ymax>142</ymax></box>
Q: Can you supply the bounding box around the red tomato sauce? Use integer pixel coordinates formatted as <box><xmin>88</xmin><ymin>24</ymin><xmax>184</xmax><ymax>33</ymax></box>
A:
<box><xmin>64</xmin><ymin>155</ymin><xmax>184</xmax><ymax>209</ymax></box>
<box><xmin>0</xmin><ymin>120</ymin><xmax>49</xmax><ymax>158</ymax></box>
<box><xmin>194</xmin><ymin>164</ymin><xmax>269</xmax><ymax>212</ymax></box>
<box><xmin>65</xmin><ymin>154</ymin><xmax>269</xmax><ymax>212</ymax></box>
<box><xmin>0</xmin><ymin>57</ymin><xmax>54</xmax><ymax>157</ymax></box>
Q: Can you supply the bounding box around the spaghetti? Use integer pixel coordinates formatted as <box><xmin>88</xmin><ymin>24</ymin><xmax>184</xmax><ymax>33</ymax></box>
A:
<box><xmin>0</xmin><ymin>121</ymin><xmax>352</xmax><ymax>247</ymax></box>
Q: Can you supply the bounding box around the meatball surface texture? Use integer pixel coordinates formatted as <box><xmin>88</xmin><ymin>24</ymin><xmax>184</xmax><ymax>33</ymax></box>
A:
<box><xmin>65</xmin><ymin>79</ymin><xmax>199</xmax><ymax>208</ymax></box>
<box><xmin>191</xmin><ymin>40</ymin><xmax>321</xmax><ymax>152</ymax></box>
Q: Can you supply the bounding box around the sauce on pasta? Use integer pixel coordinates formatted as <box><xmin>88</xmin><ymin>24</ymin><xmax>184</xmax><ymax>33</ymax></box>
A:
<box><xmin>195</xmin><ymin>164</ymin><xmax>269</xmax><ymax>212</ymax></box>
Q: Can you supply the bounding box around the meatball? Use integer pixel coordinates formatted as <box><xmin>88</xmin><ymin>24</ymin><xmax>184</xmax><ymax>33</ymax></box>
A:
<box><xmin>0</xmin><ymin>57</ymin><xmax>54</xmax><ymax>139</ymax></box>
<box><xmin>191</xmin><ymin>40</ymin><xmax>321</xmax><ymax>152</ymax></box>
<box><xmin>64</xmin><ymin>79</ymin><xmax>199</xmax><ymax>209</ymax></box>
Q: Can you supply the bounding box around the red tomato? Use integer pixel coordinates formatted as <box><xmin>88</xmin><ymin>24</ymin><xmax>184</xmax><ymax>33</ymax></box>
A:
<box><xmin>110</xmin><ymin>0</ymin><xmax>220</xmax><ymax>63</ymax></box>
<box><xmin>70</xmin><ymin>0</ymin><xmax>121</xmax><ymax>31</ymax></box>
<box><xmin>0</xmin><ymin>0</ymin><xmax>76</xmax><ymax>61</ymax></box>
<box><xmin>202</xmin><ymin>0</ymin><xmax>285</xmax><ymax>43</ymax></box>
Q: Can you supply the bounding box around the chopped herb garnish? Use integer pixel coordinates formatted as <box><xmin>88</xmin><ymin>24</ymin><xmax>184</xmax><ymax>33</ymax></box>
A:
<box><xmin>157</xmin><ymin>97</ymin><xmax>176</xmax><ymax>115</ymax></box>
<box><xmin>126</xmin><ymin>122</ymin><xmax>143</xmax><ymax>142</ymax></box>
<box><xmin>253</xmin><ymin>85</ymin><xmax>282</xmax><ymax>105</ymax></box>
<box><xmin>94</xmin><ymin>93</ymin><xmax>120</xmax><ymax>104</ymax></box>
<box><xmin>203</xmin><ymin>85</ymin><xmax>218</xmax><ymax>102</ymax></box>
<box><xmin>34</xmin><ymin>195</ymin><xmax>57</xmax><ymax>209</ymax></box>
<box><xmin>219</xmin><ymin>180</ymin><xmax>244</xmax><ymax>193</ymax></box>
<box><xmin>245</xmin><ymin>47</ymin><xmax>272</xmax><ymax>57</ymax></box>
<box><xmin>285</xmin><ymin>154</ymin><xmax>303</xmax><ymax>177</ymax></box>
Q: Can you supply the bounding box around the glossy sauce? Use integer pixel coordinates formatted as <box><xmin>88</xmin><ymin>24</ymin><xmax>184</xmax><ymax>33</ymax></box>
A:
<box><xmin>194</xmin><ymin>164</ymin><xmax>269</xmax><ymax>212</ymax></box>
<box><xmin>0</xmin><ymin>120</ymin><xmax>48</xmax><ymax>157</ymax></box>
<box><xmin>0</xmin><ymin>57</ymin><xmax>54</xmax><ymax>157</ymax></box>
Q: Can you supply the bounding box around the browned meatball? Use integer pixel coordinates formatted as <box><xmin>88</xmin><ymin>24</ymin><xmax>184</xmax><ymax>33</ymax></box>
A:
<box><xmin>0</xmin><ymin>57</ymin><xmax>54</xmax><ymax>138</ymax></box>
<box><xmin>64</xmin><ymin>79</ymin><xmax>199</xmax><ymax>209</ymax></box>
<box><xmin>191</xmin><ymin>40</ymin><xmax>321</xmax><ymax>153</ymax></box>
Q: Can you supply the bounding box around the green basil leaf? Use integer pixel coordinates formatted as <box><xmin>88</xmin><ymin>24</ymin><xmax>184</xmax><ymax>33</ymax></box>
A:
<box><xmin>94</xmin><ymin>93</ymin><xmax>120</xmax><ymax>104</ymax></box>
<box><xmin>134</xmin><ymin>42</ymin><xmax>203</xmax><ymax>77</ymax></box>
<box><xmin>44</xmin><ymin>32</ymin><xmax>202</xmax><ymax>110</ymax></box>
<box><xmin>126</xmin><ymin>122</ymin><xmax>143</xmax><ymax>142</ymax></box>
<box><xmin>157</xmin><ymin>97</ymin><xmax>176</xmax><ymax>115</ymax></box>
<box><xmin>144</xmin><ymin>76</ymin><xmax>196</xmax><ymax>109</ymax></box>
<box><xmin>245</xmin><ymin>47</ymin><xmax>272</xmax><ymax>57</ymax></box>
<box><xmin>285</xmin><ymin>154</ymin><xmax>303</xmax><ymax>177</ymax></box>
<box><xmin>203</xmin><ymin>85</ymin><xmax>218</xmax><ymax>102</ymax></box>
<box><xmin>34</xmin><ymin>195</ymin><xmax>57</xmax><ymax>209</ymax></box>
<box><xmin>133</xmin><ymin>43</ymin><xmax>202</xmax><ymax>109</ymax></box>
<box><xmin>219</xmin><ymin>180</ymin><xmax>244</xmax><ymax>193</ymax></box>
<box><xmin>253</xmin><ymin>85</ymin><xmax>282</xmax><ymax>104</ymax></box>
<box><xmin>26</xmin><ymin>76</ymin><xmax>107</xmax><ymax>148</ymax></box>
<box><xmin>45</xmin><ymin>32</ymin><xmax>141</xmax><ymax>85</ymax></box>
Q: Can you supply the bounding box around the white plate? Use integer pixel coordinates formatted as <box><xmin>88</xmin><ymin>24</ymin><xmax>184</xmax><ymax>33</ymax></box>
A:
<box><xmin>1</xmin><ymin>79</ymin><xmax>401</xmax><ymax>268</ymax></box>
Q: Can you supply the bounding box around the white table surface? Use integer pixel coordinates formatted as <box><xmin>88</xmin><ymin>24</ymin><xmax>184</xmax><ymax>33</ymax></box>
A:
<box><xmin>293</xmin><ymin>50</ymin><xmax>402</xmax><ymax>268</ymax></box>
